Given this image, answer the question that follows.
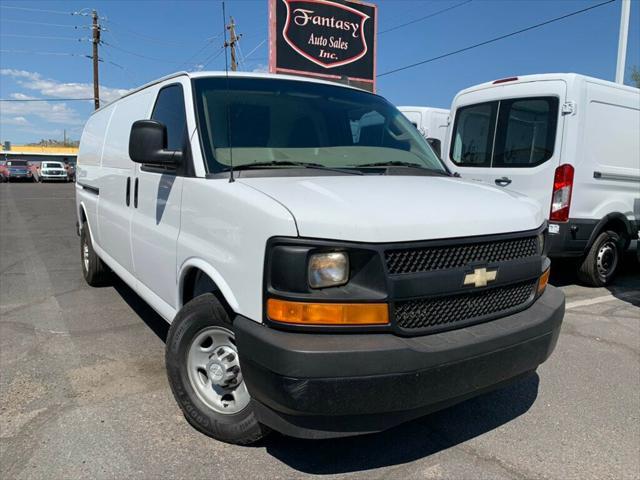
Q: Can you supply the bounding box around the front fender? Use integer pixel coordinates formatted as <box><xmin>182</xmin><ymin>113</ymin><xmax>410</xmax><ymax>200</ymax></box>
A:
<box><xmin>177</xmin><ymin>257</ymin><xmax>240</xmax><ymax>313</ymax></box>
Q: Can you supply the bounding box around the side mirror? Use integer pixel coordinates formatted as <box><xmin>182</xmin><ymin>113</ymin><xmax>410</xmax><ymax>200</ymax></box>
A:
<box><xmin>129</xmin><ymin>120</ymin><xmax>182</xmax><ymax>166</ymax></box>
<box><xmin>426</xmin><ymin>137</ymin><xmax>442</xmax><ymax>159</ymax></box>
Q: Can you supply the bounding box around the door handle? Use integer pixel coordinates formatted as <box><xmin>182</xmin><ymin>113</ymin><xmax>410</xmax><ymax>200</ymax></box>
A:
<box><xmin>495</xmin><ymin>177</ymin><xmax>512</xmax><ymax>187</ymax></box>
<box><xmin>126</xmin><ymin>177</ymin><xmax>131</xmax><ymax>206</ymax></box>
<box><xmin>134</xmin><ymin>178</ymin><xmax>139</xmax><ymax>208</ymax></box>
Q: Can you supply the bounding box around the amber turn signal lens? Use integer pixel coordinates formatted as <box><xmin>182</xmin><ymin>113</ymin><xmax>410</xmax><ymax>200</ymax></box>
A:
<box><xmin>267</xmin><ymin>299</ymin><xmax>389</xmax><ymax>326</ymax></box>
<box><xmin>537</xmin><ymin>268</ymin><xmax>550</xmax><ymax>295</ymax></box>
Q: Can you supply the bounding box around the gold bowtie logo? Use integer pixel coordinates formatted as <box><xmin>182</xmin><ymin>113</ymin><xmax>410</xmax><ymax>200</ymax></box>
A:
<box><xmin>464</xmin><ymin>267</ymin><xmax>497</xmax><ymax>288</ymax></box>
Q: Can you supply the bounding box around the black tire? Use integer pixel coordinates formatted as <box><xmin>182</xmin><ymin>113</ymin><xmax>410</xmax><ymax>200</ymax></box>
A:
<box><xmin>577</xmin><ymin>230</ymin><xmax>622</xmax><ymax>287</ymax></box>
<box><xmin>166</xmin><ymin>293</ymin><xmax>269</xmax><ymax>445</ymax></box>
<box><xmin>80</xmin><ymin>223</ymin><xmax>111</xmax><ymax>286</ymax></box>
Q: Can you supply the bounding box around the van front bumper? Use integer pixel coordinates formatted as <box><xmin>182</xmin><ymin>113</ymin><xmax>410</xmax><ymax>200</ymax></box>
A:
<box><xmin>234</xmin><ymin>286</ymin><xmax>564</xmax><ymax>439</ymax></box>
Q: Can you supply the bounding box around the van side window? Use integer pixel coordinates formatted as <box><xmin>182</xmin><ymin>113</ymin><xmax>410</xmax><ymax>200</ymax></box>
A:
<box><xmin>450</xmin><ymin>102</ymin><xmax>497</xmax><ymax>167</ymax></box>
<box><xmin>151</xmin><ymin>84</ymin><xmax>187</xmax><ymax>151</ymax></box>
<box><xmin>450</xmin><ymin>97</ymin><xmax>559</xmax><ymax>168</ymax></box>
<box><xmin>493</xmin><ymin>97</ymin><xmax>559</xmax><ymax>167</ymax></box>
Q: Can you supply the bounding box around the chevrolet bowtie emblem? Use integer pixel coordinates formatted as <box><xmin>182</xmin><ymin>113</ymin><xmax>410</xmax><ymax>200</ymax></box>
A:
<box><xmin>464</xmin><ymin>267</ymin><xmax>497</xmax><ymax>288</ymax></box>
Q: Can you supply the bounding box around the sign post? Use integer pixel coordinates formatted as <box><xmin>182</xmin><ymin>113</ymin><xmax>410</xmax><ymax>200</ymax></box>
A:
<box><xmin>269</xmin><ymin>0</ymin><xmax>377</xmax><ymax>92</ymax></box>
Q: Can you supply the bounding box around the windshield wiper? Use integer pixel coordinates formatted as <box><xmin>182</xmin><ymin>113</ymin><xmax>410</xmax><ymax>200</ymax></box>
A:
<box><xmin>353</xmin><ymin>161</ymin><xmax>451</xmax><ymax>175</ymax></box>
<box><xmin>231</xmin><ymin>161</ymin><xmax>363</xmax><ymax>175</ymax></box>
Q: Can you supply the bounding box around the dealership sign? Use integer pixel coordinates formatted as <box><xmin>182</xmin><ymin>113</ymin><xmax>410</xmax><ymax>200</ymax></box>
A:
<box><xmin>269</xmin><ymin>0</ymin><xmax>377</xmax><ymax>91</ymax></box>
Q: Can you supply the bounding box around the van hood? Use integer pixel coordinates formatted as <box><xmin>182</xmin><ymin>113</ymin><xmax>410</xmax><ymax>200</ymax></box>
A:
<box><xmin>238</xmin><ymin>175</ymin><xmax>543</xmax><ymax>242</ymax></box>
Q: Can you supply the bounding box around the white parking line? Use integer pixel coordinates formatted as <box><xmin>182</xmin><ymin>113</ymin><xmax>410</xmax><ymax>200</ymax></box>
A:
<box><xmin>566</xmin><ymin>292</ymin><xmax>640</xmax><ymax>309</ymax></box>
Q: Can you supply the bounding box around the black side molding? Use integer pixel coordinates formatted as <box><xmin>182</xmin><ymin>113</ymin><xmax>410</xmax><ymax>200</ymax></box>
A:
<box><xmin>77</xmin><ymin>182</ymin><xmax>99</xmax><ymax>195</ymax></box>
<box><xmin>594</xmin><ymin>171</ymin><xmax>640</xmax><ymax>182</ymax></box>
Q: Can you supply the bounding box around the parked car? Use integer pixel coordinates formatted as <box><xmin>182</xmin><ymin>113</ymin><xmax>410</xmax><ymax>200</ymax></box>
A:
<box><xmin>76</xmin><ymin>72</ymin><xmax>565</xmax><ymax>444</ymax></box>
<box><xmin>443</xmin><ymin>74</ymin><xmax>640</xmax><ymax>286</ymax></box>
<box><xmin>65</xmin><ymin>162</ymin><xmax>76</xmax><ymax>182</ymax></box>
<box><xmin>40</xmin><ymin>160</ymin><xmax>70</xmax><ymax>182</ymax></box>
<box><xmin>0</xmin><ymin>161</ymin><xmax>8</xmax><ymax>182</ymax></box>
<box><xmin>398</xmin><ymin>106</ymin><xmax>449</xmax><ymax>157</ymax></box>
<box><xmin>5</xmin><ymin>159</ymin><xmax>35</xmax><ymax>181</ymax></box>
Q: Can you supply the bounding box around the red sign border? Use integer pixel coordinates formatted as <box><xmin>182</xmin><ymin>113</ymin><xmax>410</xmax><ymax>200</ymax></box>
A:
<box><xmin>282</xmin><ymin>0</ymin><xmax>369</xmax><ymax>69</ymax></box>
<box><xmin>269</xmin><ymin>0</ymin><xmax>377</xmax><ymax>91</ymax></box>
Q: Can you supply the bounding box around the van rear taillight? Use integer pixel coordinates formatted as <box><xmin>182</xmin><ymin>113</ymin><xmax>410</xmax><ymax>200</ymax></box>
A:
<box><xmin>492</xmin><ymin>76</ymin><xmax>518</xmax><ymax>84</ymax></box>
<box><xmin>550</xmin><ymin>164</ymin><xmax>574</xmax><ymax>222</ymax></box>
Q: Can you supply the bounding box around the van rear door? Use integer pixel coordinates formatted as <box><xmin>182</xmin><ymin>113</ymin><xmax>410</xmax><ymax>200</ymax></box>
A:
<box><xmin>446</xmin><ymin>80</ymin><xmax>567</xmax><ymax>215</ymax></box>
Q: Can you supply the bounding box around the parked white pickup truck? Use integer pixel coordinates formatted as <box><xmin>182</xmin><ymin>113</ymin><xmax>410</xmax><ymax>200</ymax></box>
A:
<box><xmin>76</xmin><ymin>72</ymin><xmax>564</xmax><ymax>444</ymax></box>
<box><xmin>40</xmin><ymin>161</ymin><xmax>69</xmax><ymax>182</ymax></box>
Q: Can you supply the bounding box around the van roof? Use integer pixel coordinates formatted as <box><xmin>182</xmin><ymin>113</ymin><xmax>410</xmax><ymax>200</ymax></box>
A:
<box><xmin>455</xmin><ymin>73</ymin><xmax>640</xmax><ymax>97</ymax></box>
<box><xmin>397</xmin><ymin>106</ymin><xmax>450</xmax><ymax>113</ymax></box>
<box><xmin>93</xmin><ymin>70</ymin><xmax>366</xmax><ymax>115</ymax></box>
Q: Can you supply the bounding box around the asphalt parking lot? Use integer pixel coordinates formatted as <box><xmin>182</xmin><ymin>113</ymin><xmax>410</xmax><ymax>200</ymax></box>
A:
<box><xmin>1</xmin><ymin>182</ymin><xmax>638</xmax><ymax>480</ymax></box>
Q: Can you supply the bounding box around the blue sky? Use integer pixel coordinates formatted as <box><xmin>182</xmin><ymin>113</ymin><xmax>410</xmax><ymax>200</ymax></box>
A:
<box><xmin>1</xmin><ymin>0</ymin><xmax>638</xmax><ymax>143</ymax></box>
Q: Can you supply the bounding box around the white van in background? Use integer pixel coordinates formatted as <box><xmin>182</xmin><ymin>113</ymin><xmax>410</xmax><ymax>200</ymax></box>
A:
<box><xmin>443</xmin><ymin>74</ymin><xmax>640</xmax><ymax>286</ymax></box>
<box><xmin>398</xmin><ymin>106</ymin><xmax>449</xmax><ymax>157</ymax></box>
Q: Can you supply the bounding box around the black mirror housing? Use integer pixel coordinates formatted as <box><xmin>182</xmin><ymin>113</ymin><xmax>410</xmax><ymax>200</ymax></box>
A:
<box><xmin>426</xmin><ymin>137</ymin><xmax>442</xmax><ymax>159</ymax></box>
<box><xmin>129</xmin><ymin>120</ymin><xmax>182</xmax><ymax>166</ymax></box>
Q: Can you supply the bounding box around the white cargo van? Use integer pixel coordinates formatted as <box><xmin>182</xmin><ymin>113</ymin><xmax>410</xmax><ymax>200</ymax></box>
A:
<box><xmin>76</xmin><ymin>71</ymin><xmax>564</xmax><ymax>444</ymax></box>
<box><xmin>398</xmin><ymin>106</ymin><xmax>449</xmax><ymax>157</ymax></box>
<box><xmin>443</xmin><ymin>74</ymin><xmax>640</xmax><ymax>286</ymax></box>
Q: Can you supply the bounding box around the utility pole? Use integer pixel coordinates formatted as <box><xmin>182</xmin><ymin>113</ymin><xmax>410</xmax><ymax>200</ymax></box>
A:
<box><xmin>92</xmin><ymin>10</ymin><xmax>101</xmax><ymax>109</ymax></box>
<box><xmin>615</xmin><ymin>0</ymin><xmax>631</xmax><ymax>84</ymax></box>
<box><xmin>225</xmin><ymin>17</ymin><xmax>242</xmax><ymax>72</ymax></box>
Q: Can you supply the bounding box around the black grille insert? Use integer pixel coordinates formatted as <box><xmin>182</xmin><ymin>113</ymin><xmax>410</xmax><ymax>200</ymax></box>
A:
<box><xmin>385</xmin><ymin>236</ymin><xmax>538</xmax><ymax>275</ymax></box>
<box><xmin>395</xmin><ymin>280</ymin><xmax>537</xmax><ymax>332</ymax></box>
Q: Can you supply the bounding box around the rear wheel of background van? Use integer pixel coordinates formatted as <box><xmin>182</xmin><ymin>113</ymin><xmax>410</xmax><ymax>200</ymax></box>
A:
<box><xmin>165</xmin><ymin>293</ymin><xmax>269</xmax><ymax>445</ymax></box>
<box><xmin>577</xmin><ymin>230</ymin><xmax>622</xmax><ymax>287</ymax></box>
<box><xmin>80</xmin><ymin>223</ymin><xmax>111</xmax><ymax>286</ymax></box>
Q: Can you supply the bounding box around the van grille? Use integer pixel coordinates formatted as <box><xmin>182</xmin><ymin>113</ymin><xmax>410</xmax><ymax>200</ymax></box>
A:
<box><xmin>385</xmin><ymin>236</ymin><xmax>538</xmax><ymax>275</ymax></box>
<box><xmin>394</xmin><ymin>280</ymin><xmax>537</xmax><ymax>332</ymax></box>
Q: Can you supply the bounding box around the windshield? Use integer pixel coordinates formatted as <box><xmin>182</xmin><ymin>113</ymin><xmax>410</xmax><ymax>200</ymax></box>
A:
<box><xmin>7</xmin><ymin>160</ymin><xmax>28</xmax><ymax>167</ymax></box>
<box><xmin>43</xmin><ymin>162</ymin><xmax>63</xmax><ymax>169</ymax></box>
<box><xmin>193</xmin><ymin>77</ymin><xmax>445</xmax><ymax>174</ymax></box>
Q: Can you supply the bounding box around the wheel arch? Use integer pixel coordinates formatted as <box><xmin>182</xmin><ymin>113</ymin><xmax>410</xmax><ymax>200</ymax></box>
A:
<box><xmin>78</xmin><ymin>201</ymin><xmax>96</xmax><ymax>244</ymax></box>
<box><xmin>586</xmin><ymin>213</ymin><xmax>633</xmax><ymax>251</ymax></box>
<box><xmin>178</xmin><ymin>259</ymin><xmax>239</xmax><ymax>316</ymax></box>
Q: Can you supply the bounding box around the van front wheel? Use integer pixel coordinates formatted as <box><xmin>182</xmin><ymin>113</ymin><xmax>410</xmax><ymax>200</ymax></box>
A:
<box><xmin>577</xmin><ymin>230</ymin><xmax>621</xmax><ymax>287</ymax></box>
<box><xmin>166</xmin><ymin>293</ymin><xmax>268</xmax><ymax>445</ymax></box>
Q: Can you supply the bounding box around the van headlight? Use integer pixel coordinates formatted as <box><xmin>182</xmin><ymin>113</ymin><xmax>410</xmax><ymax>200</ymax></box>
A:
<box><xmin>308</xmin><ymin>252</ymin><xmax>349</xmax><ymax>289</ymax></box>
<box><xmin>538</xmin><ymin>231</ymin><xmax>546</xmax><ymax>254</ymax></box>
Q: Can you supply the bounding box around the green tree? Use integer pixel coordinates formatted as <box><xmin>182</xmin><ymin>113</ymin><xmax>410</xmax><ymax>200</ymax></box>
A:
<box><xmin>630</xmin><ymin>65</ymin><xmax>640</xmax><ymax>88</ymax></box>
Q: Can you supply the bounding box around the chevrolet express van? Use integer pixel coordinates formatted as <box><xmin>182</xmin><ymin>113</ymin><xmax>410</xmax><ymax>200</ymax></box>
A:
<box><xmin>443</xmin><ymin>74</ymin><xmax>640</xmax><ymax>286</ymax></box>
<box><xmin>76</xmin><ymin>72</ymin><xmax>564</xmax><ymax>444</ymax></box>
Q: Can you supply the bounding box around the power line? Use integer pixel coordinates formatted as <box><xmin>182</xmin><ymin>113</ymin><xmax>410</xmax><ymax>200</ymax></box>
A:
<box><xmin>179</xmin><ymin>32</ymin><xmax>224</xmax><ymax>68</ymax></box>
<box><xmin>0</xmin><ymin>98</ymin><xmax>93</xmax><ymax>102</ymax></box>
<box><xmin>378</xmin><ymin>0</ymin><xmax>616</xmax><ymax>77</ymax></box>
<box><xmin>0</xmin><ymin>5</ymin><xmax>73</xmax><ymax>15</ymax></box>
<box><xmin>104</xmin><ymin>18</ymin><xmax>207</xmax><ymax>48</ymax></box>
<box><xmin>101</xmin><ymin>41</ymin><xmax>183</xmax><ymax>63</ymax></box>
<box><xmin>0</xmin><ymin>19</ymin><xmax>83</xmax><ymax>28</ymax></box>
<box><xmin>0</xmin><ymin>49</ymin><xmax>90</xmax><ymax>58</ymax></box>
<box><xmin>379</xmin><ymin>0</ymin><xmax>473</xmax><ymax>35</ymax></box>
<box><xmin>244</xmin><ymin>39</ymin><xmax>266</xmax><ymax>62</ymax></box>
<box><xmin>0</xmin><ymin>33</ymin><xmax>84</xmax><ymax>41</ymax></box>
<box><xmin>201</xmin><ymin>46</ymin><xmax>225</xmax><ymax>69</ymax></box>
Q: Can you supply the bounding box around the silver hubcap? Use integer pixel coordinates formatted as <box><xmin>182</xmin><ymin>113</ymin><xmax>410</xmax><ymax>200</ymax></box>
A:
<box><xmin>82</xmin><ymin>242</ymin><xmax>90</xmax><ymax>272</ymax></box>
<box><xmin>596</xmin><ymin>240</ymin><xmax>618</xmax><ymax>278</ymax></box>
<box><xmin>187</xmin><ymin>327</ymin><xmax>250</xmax><ymax>414</ymax></box>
